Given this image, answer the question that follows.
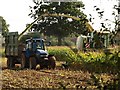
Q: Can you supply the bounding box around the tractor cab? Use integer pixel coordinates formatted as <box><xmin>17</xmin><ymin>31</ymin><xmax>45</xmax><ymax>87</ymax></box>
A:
<box><xmin>25</xmin><ymin>38</ymin><xmax>48</xmax><ymax>58</ymax></box>
<box><xmin>26</xmin><ymin>38</ymin><xmax>45</xmax><ymax>51</ymax></box>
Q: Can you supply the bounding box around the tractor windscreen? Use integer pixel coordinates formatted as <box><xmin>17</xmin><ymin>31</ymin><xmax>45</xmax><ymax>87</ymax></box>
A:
<box><xmin>36</xmin><ymin>40</ymin><xmax>45</xmax><ymax>50</ymax></box>
<box><xmin>26</xmin><ymin>39</ymin><xmax>45</xmax><ymax>50</ymax></box>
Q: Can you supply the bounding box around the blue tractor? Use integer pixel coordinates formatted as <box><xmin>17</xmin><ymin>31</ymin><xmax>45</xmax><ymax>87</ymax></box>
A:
<box><xmin>5</xmin><ymin>32</ymin><xmax>56</xmax><ymax>69</ymax></box>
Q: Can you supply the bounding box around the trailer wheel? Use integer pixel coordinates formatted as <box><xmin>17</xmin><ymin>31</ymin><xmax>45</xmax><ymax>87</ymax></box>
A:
<box><xmin>7</xmin><ymin>57</ymin><xmax>15</xmax><ymax>69</ymax></box>
<box><xmin>48</xmin><ymin>56</ymin><xmax>56</xmax><ymax>69</ymax></box>
<box><xmin>21</xmin><ymin>53</ymin><xmax>27</xmax><ymax>69</ymax></box>
<box><xmin>29</xmin><ymin>57</ymin><xmax>37</xmax><ymax>69</ymax></box>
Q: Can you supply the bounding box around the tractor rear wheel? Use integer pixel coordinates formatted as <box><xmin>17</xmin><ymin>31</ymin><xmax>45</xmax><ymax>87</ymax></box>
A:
<box><xmin>21</xmin><ymin>53</ymin><xmax>28</xmax><ymax>69</ymax></box>
<box><xmin>29</xmin><ymin>57</ymin><xmax>37</xmax><ymax>69</ymax></box>
<box><xmin>48</xmin><ymin>56</ymin><xmax>56</xmax><ymax>69</ymax></box>
<box><xmin>7</xmin><ymin>57</ymin><xmax>15</xmax><ymax>69</ymax></box>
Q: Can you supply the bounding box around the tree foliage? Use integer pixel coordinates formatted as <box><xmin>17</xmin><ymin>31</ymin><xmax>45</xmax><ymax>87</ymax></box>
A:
<box><xmin>0</xmin><ymin>16</ymin><xmax>9</xmax><ymax>36</ymax></box>
<box><xmin>19</xmin><ymin>32</ymin><xmax>42</xmax><ymax>43</ymax></box>
<box><xmin>29</xmin><ymin>0</ymin><xmax>88</xmax><ymax>45</ymax></box>
<box><xmin>88</xmin><ymin>4</ymin><xmax>120</xmax><ymax>47</ymax></box>
<box><xmin>89</xmin><ymin>5</ymin><xmax>119</xmax><ymax>32</ymax></box>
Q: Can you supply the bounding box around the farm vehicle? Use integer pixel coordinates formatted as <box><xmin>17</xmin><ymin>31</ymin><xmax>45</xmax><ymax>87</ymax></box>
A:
<box><xmin>3</xmin><ymin>13</ymin><xmax>94</xmax><ymax>69</ymax></box>
<box><xmin>5</xmin><ymin>32</ymin><xmax>56</xmax><ymax>69</ymax></box>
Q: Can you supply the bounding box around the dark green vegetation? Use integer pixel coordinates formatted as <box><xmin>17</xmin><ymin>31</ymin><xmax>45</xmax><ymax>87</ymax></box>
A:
<box><xmin>0</xmin><ymin>16</ymin><xmax>9</xmax><ymax>36</ymax></box>
<box><xmin>48</xmin><ymin>46</ymin><xmax>119</xmax><ymax>73</ymax></box>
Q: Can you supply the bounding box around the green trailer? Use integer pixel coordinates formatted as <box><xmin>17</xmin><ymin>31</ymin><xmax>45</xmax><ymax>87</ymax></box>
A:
<box><xmin>4</xmin><ymin>32</ymin><xmax>21</xmax><ymax>69</ymax></box>
<box><xmin>5</xmin><ymin>32</ymin><xmax>18</xmax><ymax>57</ymax></box>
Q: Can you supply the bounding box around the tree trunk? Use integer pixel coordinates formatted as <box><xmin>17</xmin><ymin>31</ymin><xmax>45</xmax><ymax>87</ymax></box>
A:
<box><xmin>57</xmin><ymin>36</ymin><xmax>62</xmax><ymax>46</ymax></box>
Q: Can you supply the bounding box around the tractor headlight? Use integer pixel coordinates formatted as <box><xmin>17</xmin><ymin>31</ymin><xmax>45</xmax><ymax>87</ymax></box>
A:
<box><xmin>36</xmin><ymin>49</ymin><xmax>48</xmax><ymax>58</ymax></box>
<box><xmin>40</xmin><ymin>54</ymin><xmax>48</xmax><ymax>57</ymax></box>
<box><xmin>36</xmin><ymin>53</ymin><xmax>48</xmax><ymax>58</ymax></box>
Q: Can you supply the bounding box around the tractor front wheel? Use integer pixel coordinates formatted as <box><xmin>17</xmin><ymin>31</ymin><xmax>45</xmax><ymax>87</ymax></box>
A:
<box><xmin>48</xmin><ymin>56</ymin><xmax>56</xmax><ymax>69</ymax></box>
<box><xmin>21</xmin><ymin>53</ymin><xmax>28</xmax><ymax>69</ymax></box>
<box><xmin>29</xmin><ymin>57</ymin><xmax>37</xmax><ymax>69</ymax></box>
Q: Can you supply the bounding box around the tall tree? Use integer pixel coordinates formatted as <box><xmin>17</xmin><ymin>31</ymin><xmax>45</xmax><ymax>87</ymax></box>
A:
<box><xmin>29</xmin><ymin>1</ymin><xmax>88</xmax><ymax>45</ymax></box>
<box><xmin>0</xmin><ymin>16</ymin><xmax>9</xmax><ymax>36</ymax></box>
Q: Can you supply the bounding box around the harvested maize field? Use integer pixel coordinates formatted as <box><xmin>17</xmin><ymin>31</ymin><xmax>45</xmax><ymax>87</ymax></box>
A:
<box><xmin>0</xmin><ymin>58</ymin><xmax>117</xmax><ymax>89</ymax></box>
<box><xmin>1</xmin><ymin>69</ymin><xmax>116</xmax><ymax>89</ymax></box>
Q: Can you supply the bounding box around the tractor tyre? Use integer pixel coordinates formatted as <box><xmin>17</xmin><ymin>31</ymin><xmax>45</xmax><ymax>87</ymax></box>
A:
<box><xmin>40</xmin><ymin>61</ymin><xmax>44</xmax><ymax>69</ymax></box>
<box><xmin>29</xmin><ymin>57</ymin><xmax>37</xmax><ymax>69</ymax></box>
<box><xmin>48</xmin><ymin>56</ymin><xmax>56</xmax><ymax>69</ymax></box>
<box><xmin>40</xmin><ymin>64</ymin><xmax>45</xmax><ymax>69</ymax></box>
<box><xmin>40</xmin><ymin>59</ymin><xmax>49</xmax><ymax>69</ymax></box>
<box><xmin>7</xmin><ymin>57</ymin><xmax>15</xmax><ymax>69</ymax></box>
<box><xmin>21</xmin><ymin>53</ymin><xmax>28</xmax><ymax>69</ymax></box>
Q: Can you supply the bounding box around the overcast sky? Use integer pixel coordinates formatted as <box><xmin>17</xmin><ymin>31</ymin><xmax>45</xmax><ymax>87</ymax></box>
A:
<box><xmin>0</xmin><ymin>0</ymin><xmax>118</xmax><ymax>33</ymax></box>
<box><xmin>0</xmin><ymin>0</ymin><xmax>34</xmax><ymax>33</ymax></box>
<box><xmin>83</xmin><ymin>0</ymin><xmax>118</xmax><ymax>31</ymax></box>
